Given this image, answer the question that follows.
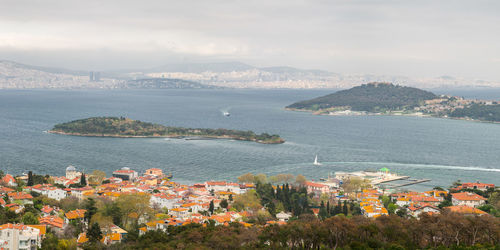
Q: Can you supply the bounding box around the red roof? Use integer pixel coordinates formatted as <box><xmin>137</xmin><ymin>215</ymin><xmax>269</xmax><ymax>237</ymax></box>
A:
<box><xmin>452</xmin><ymin>192</ymin><xmax>487</xmax><ymax>201</ymax></box>
<box><xmin>8</xmin><ymin>192</ymin><xmax>33</xmax><ymax>200</ymax></box>
<box><xmin>305</xmin><ymin>182</ymin><xmax>329</xmax><ymax>188</ymax></box>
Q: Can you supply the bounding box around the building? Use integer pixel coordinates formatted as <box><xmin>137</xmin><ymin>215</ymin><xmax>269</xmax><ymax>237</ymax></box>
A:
<box><xmin>456</xmin><ymin>182</ymin><xmax>495</xmax><ymax>191</ymax></box>
<box><xmin>144</xmin><ymin>168</ymin><xmax>163</xmax><ymax>177</ymax></box>
<box><xmin>452</xmin><ymin>192</ymin><xmax>487</xmax><ymax>207</ymax></box>
<box><xmin>112</xmin><ymin>167</ymin><xmax>138</xmax><ymax>181</ymax></box>
<box><xmin>407</xmin><ymin>204</ymin><xmax>440</xmax><ymax>217</ymax></box>
<box><xmin>1</xmin><ymin>174</ymin><xmax>17</xmax><ymax>187</ymax></box>
<box><xmin>305</xmin><ymin>182</ymin><xmax>331</xmax><ymax>195</ymax></box>
<box><xmin>0</xmin><ymin>223</ymin><xmax>41</xmax><ymax>250</ymax></box>
<box><xmin>446</xmin><ymin>205</ymin><xmax>488</xmax><ymax>216</ymax></box>
<box><xmin>276</xmin><ymin>211</ymin><xmax>292</xmax><ymax>222</ymax></box>
<box><xmin>66</xmin><ymin>165</ymin><xmax>82</xmax><ymax>179</ymax></box>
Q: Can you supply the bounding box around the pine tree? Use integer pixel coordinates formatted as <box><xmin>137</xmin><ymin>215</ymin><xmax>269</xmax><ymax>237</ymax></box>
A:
<box><xmin>343</xmin><ymin>200</ymin><xmax>348</xmax><ymax>215</ymax></box>
<box><xmin>27</xmin><ymin>171</ymin><xmax>34</xmax><ymax>186</ymax></box>
<box><xmin>209</xmin><ymin>200</ymin><xmax>214</xmax><ymax>214</ymax></box>
<box><xmin>80</xmin><ymin>173</ymin><xmax>87</xmax><ymax>186</ymax></box>
<box><xmin>220</xmin><ymin>199</ymin><xmax>228</xmax><ymax>209</ymax></box>
<box><xmin>87</xmin><ymin>222</ymin><xmax>102</xmax><ymax>243</ymax></box>
<box><xmin>326</xmin><ymin>200</ymin><xmax>330</xmax><ymax>214</ymax></box>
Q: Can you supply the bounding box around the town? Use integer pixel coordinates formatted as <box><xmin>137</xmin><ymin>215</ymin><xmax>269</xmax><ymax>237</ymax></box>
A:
<box><xmin>0</xmin><ymin>166</ymin><xmax>498</xmax><ymax>249</ymax></box>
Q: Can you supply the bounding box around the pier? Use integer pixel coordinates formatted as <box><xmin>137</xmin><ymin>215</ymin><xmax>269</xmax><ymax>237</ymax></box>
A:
<box><xmin>383</xmin><ymin>179</ymin><xmax>431</xmax><ymax>188</ymax></box>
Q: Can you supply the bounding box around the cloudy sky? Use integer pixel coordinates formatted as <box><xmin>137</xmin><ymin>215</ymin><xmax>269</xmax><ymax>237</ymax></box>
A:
<box><xmin>1</xmin><ymin>0</ymin><xmax>499</xmax><ymax>79</ymax></box>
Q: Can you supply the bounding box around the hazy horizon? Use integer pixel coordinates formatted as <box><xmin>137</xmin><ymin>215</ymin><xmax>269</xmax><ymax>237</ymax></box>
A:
<box><xmin>1</xmin><ymin>0</ymin><xmax>500</xmax><ymax>80</ymax></box>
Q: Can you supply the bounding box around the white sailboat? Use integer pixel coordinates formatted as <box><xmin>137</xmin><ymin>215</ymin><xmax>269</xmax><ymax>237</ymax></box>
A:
<box><xmin>313</xmin><ymin>155</ymin><xmax>322</xmax><ymax>166</ymax></box>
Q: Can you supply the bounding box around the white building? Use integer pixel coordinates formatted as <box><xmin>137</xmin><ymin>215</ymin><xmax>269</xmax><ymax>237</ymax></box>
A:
<box><xmin>112</xmin><ymin>167</ymin><xmax>138</xmax><ymax>181</ymax></box>
<box><xmin>65</xmin><ymin>165</ymin><xmax>81</xmax><ymax>179</ymax></box>
<box><xmin>150</xmin><ymin>193</ymin><xmax>181</xmax><ymax>209</ymax></box>
<box><xmin>46</xmin><ymin>188</ymin><xmax>67</xmax><ymax>201</ymax></box>
<box><xmin>452</xmin><ymin>192</ymin><xmax>487</xmax><ymax>207</ymax></box>
<box><xmin>204</xmin><ymin>181</ymin><xmax>244</xmax><ymax>194</ymax></box>
<box><xmin>0</xmin><ymin>224</ymin><xmax>41</xmax><ymax>250</ymax></box>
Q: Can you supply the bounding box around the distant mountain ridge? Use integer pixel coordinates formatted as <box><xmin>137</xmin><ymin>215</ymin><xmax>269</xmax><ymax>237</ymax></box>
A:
<box><xmin>287</xmin><ymin>82</ymin><xmax>437</xmax><ymax>112</ymax></box>
<box><xmin>2</xmin><ymin>59</ymin><xmax>500</xmax><ymax>89</ymax></box>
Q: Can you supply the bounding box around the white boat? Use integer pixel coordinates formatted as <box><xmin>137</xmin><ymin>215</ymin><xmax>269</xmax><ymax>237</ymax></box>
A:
<box><xmin>223</xmin><ymin>111</ymin><xmax>230</xmax><ymax>117</ymax></box>
<box><xmin>313</xmin><ymin>155</ymin><xmax>322</xmax><ymax>166</ymax></box>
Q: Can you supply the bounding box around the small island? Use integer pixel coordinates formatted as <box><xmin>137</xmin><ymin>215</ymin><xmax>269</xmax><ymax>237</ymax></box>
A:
<box><xmin>49</xmin><ymin>117</ymin><xmax>285</xmax><ymax>144</ymax></box>
<box><xmin>287</xmin><ymin>82</ymin><xmax>500</xmax><ymax>123</ymax></box>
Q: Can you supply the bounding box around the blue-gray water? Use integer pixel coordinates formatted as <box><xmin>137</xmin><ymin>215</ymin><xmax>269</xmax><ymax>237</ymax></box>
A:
<box><xmin>1</xmin><ymin>88</ymin><xmax>499</xmax><ymax>191</ymax></box>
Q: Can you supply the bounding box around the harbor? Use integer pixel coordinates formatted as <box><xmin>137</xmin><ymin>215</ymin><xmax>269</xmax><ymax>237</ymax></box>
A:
<box><xmin>334</xmin><ymin>168</ymin><xmax>431</xmax><ymax>189</ymax></box>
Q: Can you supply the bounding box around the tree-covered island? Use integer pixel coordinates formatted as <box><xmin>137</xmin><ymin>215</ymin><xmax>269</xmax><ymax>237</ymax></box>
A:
<box><xmin>49</xmin><ymin>117</ymin><xmax>285</xmax><ymax>144</ymax></box>
<box><xmin>287</xmin><ymin>82</ymin><xmax>500</xmax><ymax>122</ymax></box>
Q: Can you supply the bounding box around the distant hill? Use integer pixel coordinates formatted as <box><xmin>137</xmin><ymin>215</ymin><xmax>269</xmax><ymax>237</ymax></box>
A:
<box><xmin>287</xmin><ymin>82</ymin><xmax>437</xmax><ymax>112</ymax></box>
<box><xmin>125</xmin><ymin>78</ymin><xmax>220</xmax><ymax>89</ymax></box>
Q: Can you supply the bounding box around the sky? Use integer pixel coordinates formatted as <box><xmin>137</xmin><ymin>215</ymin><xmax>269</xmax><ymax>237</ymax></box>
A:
<box><xmin>1</xmin><ymin>0</ymin><xmax>500</xmax><ymax>79</ymax></box>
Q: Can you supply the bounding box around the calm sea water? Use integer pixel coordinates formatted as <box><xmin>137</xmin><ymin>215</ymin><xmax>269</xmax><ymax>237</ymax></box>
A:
<box><xmin>1</xmin><ymin>88</ymin><xmax>499</xmax><ymax>191</ymax></box>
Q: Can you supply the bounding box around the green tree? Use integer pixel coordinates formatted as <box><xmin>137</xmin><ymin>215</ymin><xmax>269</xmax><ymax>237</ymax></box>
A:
<box><xmin>80</xmin><ymin>173</ymin><xmax>87</xmax><ymax>186</ymax></box>
<box><xmin>209</xmin><ymin>200</ymin><xmax>215</xmax><ymax>214</ymax></box>
<box><xmin>22</xmin><ymin>212</ymin><xmax>39</xmax><ymax>224</ymax></box>
<box><xmin>84</xmin><ymin>198</ymin><xmax>97</xmax><ymax>223</ymax></box>
<box><xmin>387</xmin><ymin>203</ymin><xmax>397</xmax><ymax>214</ymax></box>
<box><xmin>87</xmin><ymin>222</ymin><xmax>102</xmax><ymax>243</ymax></box>
<box><xmin>220</xmin><ymin>199</ymin><xmax>228</xmax><ymax>210</ymax></box>
<box><xmin>27</xmin><ymin>171</ymin><xmax>34</xmax><ymax>186</ymax></box>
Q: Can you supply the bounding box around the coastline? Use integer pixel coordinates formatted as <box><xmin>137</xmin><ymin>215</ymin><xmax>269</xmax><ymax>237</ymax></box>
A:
<box><xmin>47</xmin><ymin>130</ymin><xmax>285</xmax><ymax>144</ymax></box>
<box><xmin>285</xmin><ymin>107</ymin><xmax>500</xmax><ymax>124</ymax></box>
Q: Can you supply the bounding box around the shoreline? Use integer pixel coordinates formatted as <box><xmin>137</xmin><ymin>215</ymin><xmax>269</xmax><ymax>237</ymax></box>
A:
<box><xmin>285</xmin><ymin>108</ymin><xmax>500</xmax><ymax>124</ymax></box>
<box><xmin>47</xmin><ymin>130</ymin><xmax>285</xmax><ymax>144</ymax></box>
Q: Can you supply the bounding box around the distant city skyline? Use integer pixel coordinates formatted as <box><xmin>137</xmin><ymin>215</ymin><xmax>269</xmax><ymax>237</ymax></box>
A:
<box><xmin>1</xmin><ymin>0</ymin><xmax>500</xmax><ymax>80</ymax></box>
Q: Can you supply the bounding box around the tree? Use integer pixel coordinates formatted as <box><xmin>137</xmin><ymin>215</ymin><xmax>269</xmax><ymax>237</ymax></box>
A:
<box><xmin>27</xmin><ymin>171</ymin><xmax>34</xmax><ymax>186</ymax></box>
<box><xmin>87</xmin><ymin>222</ymin><xmax>102</xmax><ymax>243</ymax></box>
<box><xmin>387</xmin><ymin>203</ymin><xmax>397</xmax><ymax>214</ymax></box>
<box><xmin>89</xmin><ymin>170</ymin><xmax>106</xmax><ymax>185</ymax></box>
<box><xmin>220</xmin><ymin>199</ymin><xmax>228</xmax><ymax>210</ymax></box>
<box><xmin>84</xmin><ymin>198</ymin><xmax>97</xmax><ymax>223</ymax></box>
<box><xmin>342</xmin><ymin>200</ymin><xmax>348</xmax><ymax>215</ymax></box>
<box><xmin>22</xmin><ymin>212</ymin><xmax>38</xmax><ymax>224</ymax></box>
<box><xmin>80</xmin><ymin>173</ymin><xmax>87</xmax><ymax>186</ymax></box>
<box><xmin>228</xmin><ymin>194</ymin><xmax>233</xmax><ymax>202</ymax></box>
<box><xmin>238</xmin><ymin>173</ymin><xmax>255</xmax><ymax>183</ymax></box>
<box><xmin>295</xmin><ymin>174</ymin><xmax>307</xmax><ymax>186</ymax></box>
<box><xmin>209</xmin><ymin>200</ymin><xmax>215</xmax><ymax>214</ymax></box>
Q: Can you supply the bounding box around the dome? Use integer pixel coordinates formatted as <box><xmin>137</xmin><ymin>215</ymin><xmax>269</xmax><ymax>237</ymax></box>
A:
<box><xmin>121</xmin><ymin>167</ymin><xmax>130</xmax><ymax>170</ymax></box>
<box><xmin>66</xmin><ymin>165</ymin><xmax>76</xmax><ymax>171</ymax></box>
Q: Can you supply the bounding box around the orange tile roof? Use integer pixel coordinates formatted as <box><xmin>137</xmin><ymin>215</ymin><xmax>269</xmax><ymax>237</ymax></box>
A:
<box><xmin>27</xmin><ymin>224</ymin><xmax>46</xmax><ymax>235</ymax></box>
<box><xmin>452</xmin><ymin>192</ymin><xmax>487</xmax><ymax>201</ymax></box>
<box><xmin>65</xmin><ymin>209</ymin><xmax>86</xmax><ymax>220</ymax></box>
<box><xmin>8</xmin><ymin>192</ymin><xmax>33</xmax><ymax>200</ymax></box>
<box><xmin>39</xmin><ymin>216</ymin><xmax>64</xmax><ymax>229</ymax></box>
<box><xmin>446</xmin><ymin>205</ymin><xmax>487</xmax><ymax>215</ymax></box>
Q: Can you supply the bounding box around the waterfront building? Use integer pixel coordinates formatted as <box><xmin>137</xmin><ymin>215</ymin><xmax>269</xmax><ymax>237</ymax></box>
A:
<box><xmin>451</xmin><ymin>192</ymin><xmax>487</xmax><ymax>207</ymax></box>
<box><xmin>65</xmin><ymin>165</ymin><xmax>82</xmax><ymax>179</ymax></box>
<box><xmin>112</xmin><ymin>167</ymin><xmax>138</xmax><ymax>181</ymax></box>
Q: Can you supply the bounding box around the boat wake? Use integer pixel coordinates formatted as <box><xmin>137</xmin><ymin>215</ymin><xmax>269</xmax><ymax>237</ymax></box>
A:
<box><xmin>269</xmin><ymin>161</ymin><xmax>500</xmax><ymax>173</ymax></box>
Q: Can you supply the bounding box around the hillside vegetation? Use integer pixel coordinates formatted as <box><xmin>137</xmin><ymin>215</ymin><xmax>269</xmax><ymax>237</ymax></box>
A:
<box><xmin>50</xmin><ymin>117</ymin><xmax>284</xmax><ymax>144</ymax></box>
<box><xmin>287</xmin><ymin>82</ymin><xmax>437</xmax><ymax>112</ymax></box>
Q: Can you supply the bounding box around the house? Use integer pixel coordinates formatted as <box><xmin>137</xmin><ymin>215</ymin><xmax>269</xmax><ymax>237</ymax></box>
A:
<box><xmin>276</xmin><ymin>211</ymin><xmax>292</xmax><ymax>222</ymax></box>
<box><xmin>144</xmin><ymin>168</ymin><xmax>163</xmax><ymax>177</ymax></box>
<box><xmin>66</xmin><ymin>165</ymin><xmax>82</xmax><ymax>179</ymax></box>
<box><xmin>7</xmin><ymin>192</ymin><xmax>33</xmax><ymax>205</ymax></box>
<box><xmin>70</xmin><ymin>186</ymin><xmax>94</xmax><ymax>200</ymax></box>
<box><xmin>150</xmin><ymin>193</ymin><xmax>181</xmax><ymax>209</ymax></box>
<box><xmin>305</xmin><ymin>182</ymin><xmax>330</xmax><ymax>195</ymax></box>
<box><xmin>446</xmin><ymin>205</ymin><xmax>488</xmax><ymax>216</ymax></box>
<box><xmin>40</xmin><ymin>205</ymin><xmax>54</xmax><ymax>216</ymax></box>
<box><xmin>0</xmin><ymin>223</ymin><xmax>41</xmax><ymax>250</ymax></box>
<box><xmin>112</xmin><ymin>167</ymin><xmax>138</xmax><ymax>181</ymax></box>
<box><xmin>169</xmin><ymin>208</ymin><xmax>189</xmax><ymax>218</ymax></box>
<box><xmin>1</xmin><ymin>174</ymin><xmax>17</xmax><ymax>187</ymax></box>
<box><xmin>456</xmin><ymin>182</ymin><xmax>495</xmax><ymax>192</ymax></box>
<box><xmin>451</xmin><ymin>192</ymin><xmax>486</xmax><ymax>207</ymax></box>
<box><xmin>205</xmin><ymin>181</ymin><xmax>244</xmax><ymax>194</ymax></box>
<box><xmin>46</xmin><ymin>187</ymin><xmax>67</xmax><ymax>201</ymax></box>
<box><xmin>407</xmin><ymin>204</ymin><xmax>440</xmax><ymax>217</ymax></box>
<box><xmin>64</xmin><ymin>209</ymin><xmax>87</xmax><ymax>224</ymax></box>
<box><xmin>361</xmin><ymin>205</ymin><xmax>388</xmax><ymax>218</ymax></box>
<box><xmin>39</xmin><ymin>216</ymin><xmax>64</xmax><ymax>234</ymax></box>
<box><xmin>410</xmin><ymin>196</ymin><xmax>441</xmax><ymax>206</ymax></box>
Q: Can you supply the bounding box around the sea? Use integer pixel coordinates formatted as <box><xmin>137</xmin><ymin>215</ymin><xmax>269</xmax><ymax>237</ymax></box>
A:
<box><xmin>1</xmin><ymin>88</ymin><xmax>499</xmax><ymax>191</ymax></box>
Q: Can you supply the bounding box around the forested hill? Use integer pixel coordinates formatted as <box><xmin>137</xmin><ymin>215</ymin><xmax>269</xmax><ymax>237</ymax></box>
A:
<box><xmin>50</xmin><ymin>117</ymin><xmax>284</xmax><ymax>144</ymax></box>
<box><xmin>287</xmin><ymin>82</ymin><xmax>437</xmax><ymax>112</ymax></box>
